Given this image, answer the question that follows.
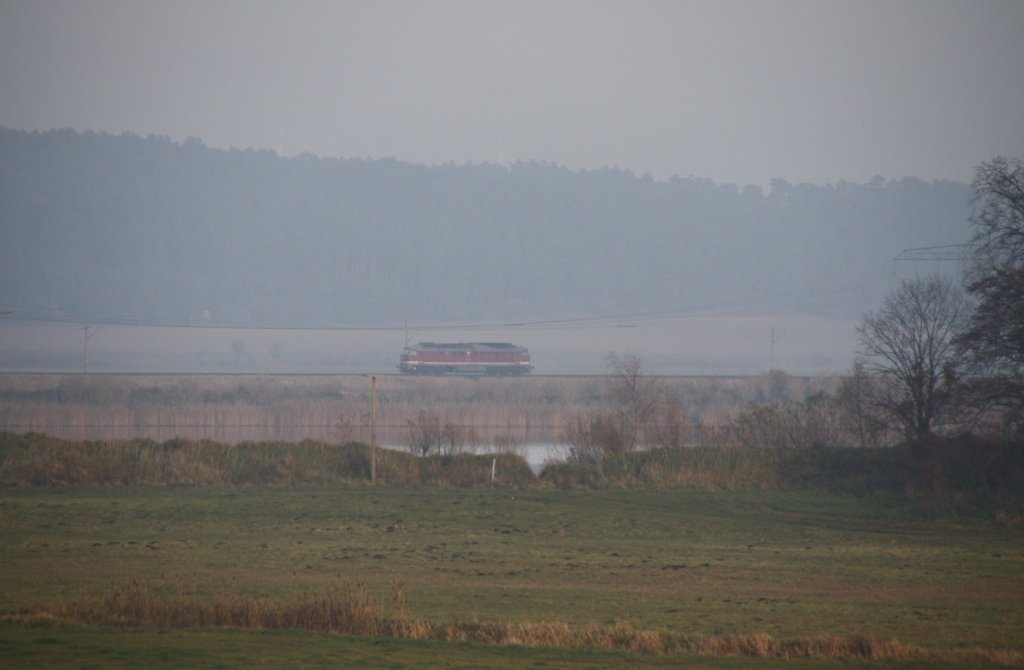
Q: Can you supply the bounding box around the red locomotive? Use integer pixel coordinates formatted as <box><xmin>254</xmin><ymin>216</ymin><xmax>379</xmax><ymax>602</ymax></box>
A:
<box><xmin>398</xmin><ymin>342</ymin><xmax>533</xmax><ymax>375</ymax></box>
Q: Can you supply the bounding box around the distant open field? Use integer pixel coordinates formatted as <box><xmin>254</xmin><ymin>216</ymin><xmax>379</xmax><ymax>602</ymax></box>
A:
<box><xmin>2</xmin><ymin>484</ymin><xmax>1021</xmax><ymax>668</ymax></box>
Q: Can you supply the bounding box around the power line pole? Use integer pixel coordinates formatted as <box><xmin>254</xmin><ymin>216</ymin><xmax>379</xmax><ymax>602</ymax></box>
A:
<box><xmin>769</xmin><ymin>327</ymin><xmax>784</xmax><ymax>372</ymax></box>
<box><xmin>895</xmin><ymin>244</ymin><xmax>970</xmax><ymax>276</ymax></box>
<box><xmin>370</xmin><ymin>375</ymin><xmax>378</xmax><ymax>484</ymax></box>
<box><xmin>82</xmin><ymin>315</ymin><xmax>98</xmax><ymax>373</ymax></box>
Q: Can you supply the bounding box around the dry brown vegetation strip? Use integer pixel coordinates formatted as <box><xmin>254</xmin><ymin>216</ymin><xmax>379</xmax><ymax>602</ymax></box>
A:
<box><xmin>0</xmin><ymin>432</ymin><xmax>536</xmax><ymax>486</ymax></box>
<box><xmin>11</xmin><ymin>580</ymin><xmax>1020</xmax><ymax>666</ymax></box>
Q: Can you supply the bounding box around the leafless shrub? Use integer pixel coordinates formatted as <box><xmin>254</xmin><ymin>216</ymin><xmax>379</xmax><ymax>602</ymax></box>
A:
<box><xmin>491</xmin><ymin>431</ymin><xmax>526</xmax><ymax>459</ymax></box>
<box><xmin>403</xmin><ymin>411</ymin><xmax>467</xmax><ymax>457</ymax></box>
<box><xmin>561</xmin><ymin>410</ymin><xmax>625</xmax><ymax>465</ymax></box>
<box><xmin>605</xmin><ymin>351</ymin><xmax>666</xmax><ymax>451</ymax></box>
<box><xmin>836</xmin><ymin>361</ymin><xmax>897</xmax><ymax>447</ymax></box>
<box><xmin>782</xmin><ymin>393</ymin><xmax>844</xmax><ymax>449</ymax></box>
<box><xmin>439</xmin><ymin>418</ymin><xmax>466</xmax><ymax>455</ymax></box>
<box><xmin>562</xmin><ymin>352</ymin><xmax>689</xmax><ymax>464</ymax></box>
<box><xmin>403</xmin><ymin>410</ymin><xmax>443</xmax><ymax>456</ymax></box>
<box><xmin>334</xmin><ymin>411</ymin><xmax>363</xmax><ymax>444</ymax></box>
<box><xmin>729</xmin><ymin>394</ymin><xmax>846</xmax><ymax>449</ymax></box>
<box><xmin>729</xmin><ymin>404</ymin><xmax>785</xmax><ymax>448</ymax></box>
<box><xmin>644</xmin><ymin>399</ymin><xmax>690</xmax><ymax>448</ymax></box>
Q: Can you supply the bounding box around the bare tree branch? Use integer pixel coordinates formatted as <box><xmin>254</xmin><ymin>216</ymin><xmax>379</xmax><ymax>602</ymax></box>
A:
<box><xmin>856</xmin><ymin>275</ymin><xmax>967</xmax><ymax>439</ymax></box>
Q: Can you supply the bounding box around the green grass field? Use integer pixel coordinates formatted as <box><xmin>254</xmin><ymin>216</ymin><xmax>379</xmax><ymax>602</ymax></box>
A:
<box><xmin>2</xmin><ymin>484</ymin><xmax>1022</xmax><ymax>667</ymax></box>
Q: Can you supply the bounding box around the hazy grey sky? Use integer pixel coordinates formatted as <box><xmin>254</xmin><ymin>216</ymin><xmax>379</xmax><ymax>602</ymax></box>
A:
<box><xmin>1</xmin><ymin>0</ymin><xmax>1021</xmax><ymax>187</ymax></box>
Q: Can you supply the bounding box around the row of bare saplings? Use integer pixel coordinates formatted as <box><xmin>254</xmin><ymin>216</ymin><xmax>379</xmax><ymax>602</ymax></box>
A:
<box><xmin>18</xmin><ymin>578</ymin><xmax>1018</xmax><ymax>665</ymax></box>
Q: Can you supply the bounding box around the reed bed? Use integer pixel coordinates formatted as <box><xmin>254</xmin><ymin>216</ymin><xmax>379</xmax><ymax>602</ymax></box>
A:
<box><xmin>13</xmin><ymin>580</ymin><xmax>1020</xmax><ymax>666</ymax></box>
<box><xmin>0</xmin><ymin>372</ymin><xmax>839</xmax><ymax>446</ymax></box>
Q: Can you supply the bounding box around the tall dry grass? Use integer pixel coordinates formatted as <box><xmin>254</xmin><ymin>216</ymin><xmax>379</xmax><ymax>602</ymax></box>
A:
<box><xmin>0</xmin><ymin>432</ymin><xmax>535</xmax><ymax>487</ymax></box>
<box><xmin>5</xmin><ymin>431</ymin><xmax>1021</xmax><ymax>509</ymax></box>
<box><xmin>541</xmin><ymin>445</ymin><xmax>782</xmax><ymax>490</ymax></box>
<box><xmin>540</xmin><ymin>438</ymin><xmax>1024</xmax><ymax>516</ymax></box>
<box><xmin>50</xmin><ymin>579</ymin><xmax>407</xmax><ymax>637</ymax></box>
<box><xmin>13</xmin><ymin>580</ymin><xmax>1019</xmax><ymax>666</ymax></box>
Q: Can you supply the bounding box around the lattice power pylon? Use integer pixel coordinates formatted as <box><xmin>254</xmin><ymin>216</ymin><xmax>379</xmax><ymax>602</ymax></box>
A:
<box><xmin>894</xmin><ymin>244</ymin><xmax>970</xmax><ymax>262</ymax></box>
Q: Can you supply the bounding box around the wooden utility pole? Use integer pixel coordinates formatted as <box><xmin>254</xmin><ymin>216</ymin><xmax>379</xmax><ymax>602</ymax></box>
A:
<box><xmin>769</xmin><ymin>327</ymin><xmax>784</xmax><ymax>373</ymax></box>
<box><xmin>83</xmin><ymin>315</ymin><xmax>89</xmax><ymax>372</ymax></box>
<box><xmin>370</xmin><ymin>375</ymin><xmax>378</xmax><ymax>484</ymax></box>
<box><xmin>82</xmin><ymin>315</ymin><xmax>97</xmax><ymax>373</ymax></box>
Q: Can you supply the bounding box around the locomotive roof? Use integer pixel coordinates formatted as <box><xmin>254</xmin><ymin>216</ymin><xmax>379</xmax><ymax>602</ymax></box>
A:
<box><xmin>411</xmin><ymin>342</ymin><xmax>526</xmax><ymax>351</ymax></box>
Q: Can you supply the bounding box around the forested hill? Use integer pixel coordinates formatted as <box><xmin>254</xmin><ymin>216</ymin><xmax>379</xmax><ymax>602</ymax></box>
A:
<box><xmin>0</xmin><ymin>127</ymin><xmax>972</xmax><ymax>328</ymax></box>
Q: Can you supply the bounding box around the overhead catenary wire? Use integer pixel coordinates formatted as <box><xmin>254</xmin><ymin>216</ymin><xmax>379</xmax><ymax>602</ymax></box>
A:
<box><xmin>0</xmin><ymin>276</ymin><xmax>905</xmax><ymax>336</ymax></box>
<box><xmin>894</xmin><ymin>244</ymin><xmax>971</xmax><ymax>262</ymax></box>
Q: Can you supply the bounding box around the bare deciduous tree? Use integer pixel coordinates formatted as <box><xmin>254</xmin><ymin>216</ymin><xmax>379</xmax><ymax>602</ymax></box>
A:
<box><xmin>836</xmin><ymin>361</ymin><xmax>896</xmax><ymax>447</ymax></box>
<box><xmin>644</xmin><ymin>398</ymin><xmax>690</xmax><ymax>449</ymax></box>
<box><xmin>404</xmin><ymin>410</ymin><xmax>465</xmax><ymax>456</ymax></box>
<box><xmin>729</xmin><ymin>394</ymin><xmax>844</xmax><ymax>449</ymax></box>
<box><xmin>562</xmin><ymin>352</ymin><xmax>687</xmax><ymax>464</ymax></box>
<box><xmin>959</xmin><ymin>155</ymin><xmax>1024</xmax><ymax>434</ymax></box>
<box><xmin>856</xmin><ymin>275</ymin><xmax>968</xmax><ymax>440</ymax></box>
<box><xmin>405</xmin><ymin>410</ymin><xmax>443</xmax><ymax>456</ymax></box>
<box><xmin>604</xmin><ymin>351</ymin><xmax>667</xmax><ymax>452</ymax></box>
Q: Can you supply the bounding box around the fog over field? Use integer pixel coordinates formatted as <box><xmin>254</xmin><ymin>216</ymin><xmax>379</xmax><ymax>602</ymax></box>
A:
<box><xmin>4</xmin><ymin>8</ymin><xmax>1024</xmax><ymax>668</ymax></box>
<box><xmin>1</xmin><ymin>2</ymin><xmax>1022</xmax><ymax>375</ymax></box>
<box><xmin>3</xmin><ymin>1</ymin><xmax>1022</xmax><ymax>186</ymax></box>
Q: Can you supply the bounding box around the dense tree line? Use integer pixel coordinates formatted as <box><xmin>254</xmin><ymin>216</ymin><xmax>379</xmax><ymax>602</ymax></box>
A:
<box><xmin>0</xmin><ymin>127</ymin><xmax>970</xmax><ymax>327</ymax></box>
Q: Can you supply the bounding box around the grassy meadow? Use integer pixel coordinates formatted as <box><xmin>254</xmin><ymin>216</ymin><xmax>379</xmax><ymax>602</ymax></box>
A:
<box><xmin>2</xmin><ymin>481</ymin><xmax>1022</xmax><ymax>668</ymax></box>
<box><xmin>0</xmin><ymin>372</ymin><xmax>1021</xmax><ymax>667</ymax></box>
